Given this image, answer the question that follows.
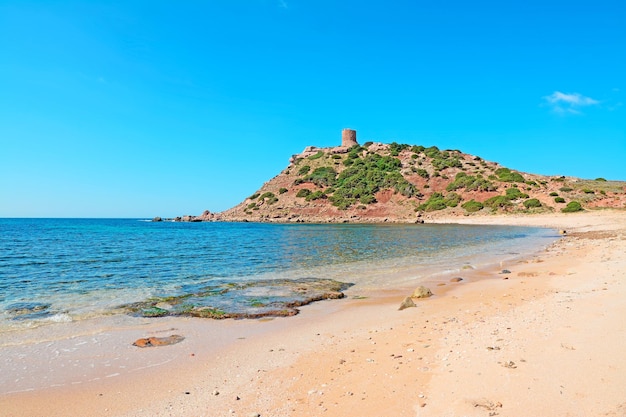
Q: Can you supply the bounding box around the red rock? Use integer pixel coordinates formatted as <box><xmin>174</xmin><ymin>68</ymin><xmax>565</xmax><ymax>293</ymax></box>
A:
<box><xmin>132</xmin><ymin>334</ymin><xmax>185</xmax><ymax>348</ymax></box>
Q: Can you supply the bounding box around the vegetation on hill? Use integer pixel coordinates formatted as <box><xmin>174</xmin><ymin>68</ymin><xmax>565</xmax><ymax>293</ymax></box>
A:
<box><xmin>225</xmin><ymin>140</ymin><xmax>626</xmax><ymax>221</ymax></box>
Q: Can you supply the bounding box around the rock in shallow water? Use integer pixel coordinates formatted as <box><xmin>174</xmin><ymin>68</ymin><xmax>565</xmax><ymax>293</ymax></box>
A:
<box><xmin>121</xmin><ymin>277</ymin><xmax>353</xmax><ymax>320</ymax></box>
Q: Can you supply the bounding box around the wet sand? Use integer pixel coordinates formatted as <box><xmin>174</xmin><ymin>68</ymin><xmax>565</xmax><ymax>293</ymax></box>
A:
<box><xmin>1</xmin><ymin>210</ymin><xmax>625</xmax><ymax>417</ymax></box>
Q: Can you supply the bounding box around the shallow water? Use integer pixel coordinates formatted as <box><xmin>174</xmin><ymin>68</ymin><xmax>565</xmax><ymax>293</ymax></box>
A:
<box><xmin>0</xmin><ymin>218</ymin><xmax>558</xmax><ymax>331</ymax></box>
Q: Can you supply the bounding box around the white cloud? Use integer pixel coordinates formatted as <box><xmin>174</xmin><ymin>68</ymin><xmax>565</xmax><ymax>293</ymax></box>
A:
<box><xmin>543</xmin><ymin>91</ymin><xmax>599</xmax><ymax>115</ymax></box>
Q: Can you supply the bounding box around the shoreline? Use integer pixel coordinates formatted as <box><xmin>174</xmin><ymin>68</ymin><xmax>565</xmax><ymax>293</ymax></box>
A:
<box><xmin>1</xmin><ymin>210</ymin><xmax>625</xmax><ymax>416</ymax></box>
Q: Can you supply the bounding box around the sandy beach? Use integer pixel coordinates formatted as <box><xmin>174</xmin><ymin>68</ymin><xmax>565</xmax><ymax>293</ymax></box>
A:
<box><xmin>2</xmin><ymin>210</ymin><xmax>625</xmax><ymax>417</ymax></box>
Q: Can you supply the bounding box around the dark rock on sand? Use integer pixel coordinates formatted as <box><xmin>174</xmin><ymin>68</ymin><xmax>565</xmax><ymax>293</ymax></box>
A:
<box><xmin>450</xmin><ymin>277</ymin><xmax>464</xmax><ymax>282</ymax></box>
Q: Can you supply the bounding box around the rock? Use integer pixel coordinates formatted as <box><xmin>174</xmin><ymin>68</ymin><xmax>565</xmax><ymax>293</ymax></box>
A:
<box><xmin>500</xmin><ymin>269</ymin><xmax>511</xmax><ymax>274</ymax></box>
<box><xmin>132</xmin><ymin>334</ymin><xmax>185</xmax><ymax>348</ymax></box>
<box><xmin>412</xmin><ymin>286</ymin><xmax>433</xmax><ymax>298</ymax></box>
<box><xmin>450</xmin><ymin>277</ymin><xmax>463</xmax><ymax>282</ymax></box>
<box><xmin>398</xmin><ymin>296</ymin><xmax>416</xmax><ymax>310</ymax></box>
<box><xmin>152</xmin><ymin>217</ymin><xmax>162</xmax><ymax>222</ymax></box>
<box><xmin>559</xmin><ymin>230</ymin><xmax>567</xmax><ymax>235</ymax></box>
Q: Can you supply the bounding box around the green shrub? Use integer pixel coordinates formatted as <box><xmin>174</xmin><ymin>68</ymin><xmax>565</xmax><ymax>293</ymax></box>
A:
<box><xmin>562</xmin><ymin>201</ymin><xmax>583</xmax><ymax>213</ymax></box>
<box><xmin>417</xmin><ymin>192</ymin><xmax>460</xmax><ymax>211</ymax></box>
<box><xmin>418</xmin><ymin>193</ymin><xmax>447</xmax><ymax>212</ymax></box>
<box><xmin>329</xmin><ymin>153</ymin><xmax>416</xmax><ymax>209</ymax></box>
<box><xmin>595</xmin><ymin>178</ymin><xmax>607</xmax><ymax>182</ymax></box>
<box><xmin>247</xmin><ymin>203</ymin><xmax>257</xmax><ymax>209</ymax></box>
<box><xmin>495</xmin><ymin>167</ymin><xmax>525</xmax><ymax>183</ymax></box>
<box><xmin>359</xmin><ymin>194</ymin><xmax>377</xmax><ymax>204</ymax></box>
<box><xmin>411</xmin><ymin>145</ymin><xmax>425</xmax><ymax>153</ymax></box>
<box><xmin>446</xmin><ymin>173</ymin><xmax>496</xmax><ymax>192</ymax></box>
<box><xmin>416</xmin><ymin>169</ymin><xmax>429</xmax><ymax>179</ymax></box>
<box><xmin>523</xmin><ymin>198</ymin><xmax>542</xmax><ymax>208</ymax></box>
<box><xmin>505</xmin><ymin>188</ymin><xmax>529</xmax><ymax>200</ymax></box>
<box><xmin>304</xmin><ymin>167</ymin><xmax>337</xmax><ymax>187</ymax></box>
<box><xmin>258</xmin><ymin>192</ymin><xmax>278</xmax><ymax>204</ymax></box>
<box><xmin>461</xmin><ymin>200</ymin><xmax>484</xmax><ymax>213</ymax></box>
<box><xmin>305</xmin><ymin>190</ymin><xmax>325</xmax><ymax>201</ymax></box>
<box><xmin>554</xmin><ymin>197</ymin><xmax>566</xmax><ymax>203</ymax></box>
<box><xmin>363</xmin><ymin>141</ymin><xmax>373</xmax><ymax>147</ymax></box>
<box><xmin>582</xmin><ymin>189</ymin><xmax>595</xmax><ymax>194</ymax></box>
<box><xmin>444</xmin><ymin>192</ymin><xmax>462</xmax><ymax>207</ymax></box>
<box><xmin>332</xmin><ymin>154</ymin><xmax>342</xmax><ymax>159</ymax></box>
<box><xmin>389</xmin><ymin>142</ymin><xmax>410</xmax><ymax>156</ymax></box>
<box><xmin>308</xmin><ymin>151</ymin><xmax>324</xmax><ymax>160</ymax></box>
<box><xmin>559</xmin><ymin>187</ymin><xmax>573</xmax><ymax>192</ymax></box>
<box><xmin>298</xmin><ymin>165</ymin><xmax>311</xmax><ymax>175</ymax></box>
<box><xmin>484</xmin><ymin>195</ymin><xmax>512</xmax><ymax>209</ymax></box>
<box><xmin>279</xmin><ymin>187</ymin><xmax>288</xmax><ymax>194</ymax></box>
<box><xmin>248</xmin><ymin>193</ymin><xmax>260</xmax><ymax>200</ymax></box>
<box><xmin>424</xmin><ymin>146</ymin><xmax>441</xmax><ymax>158</ymax></box>
<box><xmin>296</xmin><ymin>189</ymin><xmax>311</xmax><ymax>198</ymax></box>
<box><xmin>549</xmin><ymin>192</ymin><xmax>559</xmax><ymax>196</ymax></box>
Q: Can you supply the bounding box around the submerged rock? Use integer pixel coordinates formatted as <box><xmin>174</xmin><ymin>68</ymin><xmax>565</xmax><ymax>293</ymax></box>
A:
<box><xmin>6</xmin><ymin>302</ymin><xmax>52</xmax><ymax>320</ymax></box>
<box><xmin>411</xmin><ymin>286</ymin><xmax>433</xmax><ymax>299</ymax></box>
<box><xmin>120</xmin><ymin>278</ymin><xmax>353</xmax><ymax>320</ymax></box>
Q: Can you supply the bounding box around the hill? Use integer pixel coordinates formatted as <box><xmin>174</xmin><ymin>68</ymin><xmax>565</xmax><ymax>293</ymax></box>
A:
<box><xmin>179</xmin><ymin>132</ymin><xmax>626</xmax><ymax>223</ymax></box>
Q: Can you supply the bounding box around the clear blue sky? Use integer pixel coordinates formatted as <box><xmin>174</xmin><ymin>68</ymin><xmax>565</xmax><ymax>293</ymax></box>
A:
<box><xmin>1</xmin><ymin>1</ymin><xmax>624</xmax><ymax>218</ymax></box>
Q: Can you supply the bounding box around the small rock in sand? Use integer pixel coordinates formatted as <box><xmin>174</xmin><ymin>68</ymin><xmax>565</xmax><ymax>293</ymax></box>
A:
<box><xmin>412</xmin><ymin>286</ymin><xmax>433</xmax><ymax>298</ymax></box>
<box><xmin>450</xmin><ymin>277</ymin><xmax>464</xmax><ymax>282</ymax></box>
<box><xmin>398</xmin><ymin>296</ymin><xmax>416</xmax><ymax>310</ymax></box>
<box><xmin>132</xmin><ymin>334</ymin><xmax>185</xmax><ymax>348</ymax></box>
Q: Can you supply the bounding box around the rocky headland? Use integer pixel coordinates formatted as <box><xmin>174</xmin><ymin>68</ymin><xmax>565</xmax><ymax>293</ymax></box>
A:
<box><xmin>165</xmin><ymin>129</ymin><xmax>625</xmax><ymax>223</ymax></box>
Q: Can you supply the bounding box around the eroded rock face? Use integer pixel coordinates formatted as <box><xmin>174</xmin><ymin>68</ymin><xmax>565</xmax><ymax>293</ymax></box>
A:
<box><xmin>132</xmin><ymin>334</ymin><xmax>185</xmax><ymax>348</ymax></box>
<box><xmin>121</xmin><ymin>278</ymin><xmax>353</xmax><ymax>320</ymax></box>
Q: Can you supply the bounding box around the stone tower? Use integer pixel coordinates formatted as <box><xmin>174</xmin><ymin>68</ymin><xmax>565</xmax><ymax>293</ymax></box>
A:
<box><xmin>341</xmin><ymin>128</ymin><xmax>358</xmax><ymax>147</ymax></box>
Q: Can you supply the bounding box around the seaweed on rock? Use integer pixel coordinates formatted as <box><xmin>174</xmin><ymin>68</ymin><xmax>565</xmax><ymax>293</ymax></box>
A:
<box><xmin>120</xmin><ymin>278</ymin><xmax>352</xmax><ymax>320</ymax></box>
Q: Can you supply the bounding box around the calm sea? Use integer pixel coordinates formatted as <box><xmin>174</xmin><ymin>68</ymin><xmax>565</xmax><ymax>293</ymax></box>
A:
<box><xmin>0</xmin><ymin>218</ymin><xmax>557</xmax><ymax>331</ymax></box>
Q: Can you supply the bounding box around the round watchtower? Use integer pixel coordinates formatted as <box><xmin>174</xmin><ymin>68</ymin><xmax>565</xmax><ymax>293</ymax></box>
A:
<box><xmin>341</xmin><ymin>129</ymin><xmax>358</xmax><ymax>147</ymax></box>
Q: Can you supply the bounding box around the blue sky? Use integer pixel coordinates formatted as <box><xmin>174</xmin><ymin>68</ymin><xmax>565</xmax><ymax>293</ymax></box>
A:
<box><xmin>1</xmin><ymin>1</ymin><xmax>624</xmax><ymax>217</ymax></box>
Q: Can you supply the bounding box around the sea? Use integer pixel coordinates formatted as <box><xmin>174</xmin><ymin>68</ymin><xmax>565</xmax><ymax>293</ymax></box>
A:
<box><xmin>0</xmin><ymin>218</ymin><xmax>559</xmax><ymax>333</ymax></box>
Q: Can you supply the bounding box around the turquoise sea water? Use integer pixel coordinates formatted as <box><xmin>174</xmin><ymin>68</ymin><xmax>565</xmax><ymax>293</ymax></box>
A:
<box><xmin>0</xmin><ymin>218</ymin><xmax>558</xmax><ymax>331</ymax></box>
